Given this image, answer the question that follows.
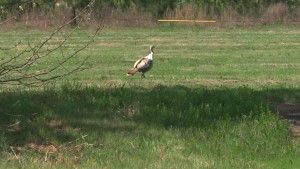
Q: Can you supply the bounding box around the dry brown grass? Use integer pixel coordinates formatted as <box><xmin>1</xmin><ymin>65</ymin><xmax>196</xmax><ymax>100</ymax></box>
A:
<box><xmin>164</xmin><ymin>4</ymin><xmax>206</xmax><ymax>21</ymax></box>
<box><xmin>260</xmin><ymin>3</ymin><xmax>289</xmax><ymax>22</ymax></box>
<box><xmin>1</xmin><ymin>10</ymin><xmax>68</xmax><ymax>29</ymax></box>
<box><xmin>0</xmin><ymin>3</ymin><xmax>299</xmax><ymax>28</ymax></box>
<box><xmin>162</xmin><ymin>3</ymin><xmax>299</xmax><ymax>25</ymax></box>
<box><xmin>102</xmin><ymin>6</ymin><xmax>153</xmax><ymax>26</ymax></box>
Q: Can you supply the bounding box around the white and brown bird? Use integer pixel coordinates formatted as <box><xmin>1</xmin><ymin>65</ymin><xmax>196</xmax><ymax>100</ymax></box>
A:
<box><xmin>127</xmin><ymin>45</ymin><xmax>155</xmax><ymax>78</ymax></box>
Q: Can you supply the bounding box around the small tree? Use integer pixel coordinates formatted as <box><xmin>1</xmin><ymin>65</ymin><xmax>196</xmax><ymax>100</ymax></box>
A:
<box><xmin>0</xmin><ymin>0</ymin><xmax>102</xmax><ymax>86</ymax></box>
<box><xmin>63</xmin><ymin>0</ymin><xmax>91</xmax><ymax>26</ymax></box>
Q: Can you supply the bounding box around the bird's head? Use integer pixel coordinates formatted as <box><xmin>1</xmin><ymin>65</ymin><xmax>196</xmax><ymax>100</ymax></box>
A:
<box><xmin>150</xmin><ymin>45</ymin><xmax>155</xmax><ymax>52</ymax></box>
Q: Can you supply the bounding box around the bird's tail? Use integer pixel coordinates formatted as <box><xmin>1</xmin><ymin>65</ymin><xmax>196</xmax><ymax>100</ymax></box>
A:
<box><xmin>127</xmin><ymin>68</ymin><xmax>138</xmax><ymax>76</ymax></box>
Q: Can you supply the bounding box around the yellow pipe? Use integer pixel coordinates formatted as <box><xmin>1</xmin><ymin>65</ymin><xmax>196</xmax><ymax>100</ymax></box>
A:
<box><xmin>158</xmin><ymin>19</ymin><xmax>216</xmax><ymax>23</ymax></box>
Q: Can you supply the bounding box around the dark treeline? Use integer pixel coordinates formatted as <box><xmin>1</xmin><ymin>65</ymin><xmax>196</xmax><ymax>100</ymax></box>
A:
<box><xmin>0</xmin><ymin>0</ymin><xmax>299</xmax><ymax>24</ymax></box>
<box><xmin>100</xmin><ymin>0</ymin><xmax>300</xmax><ymax>17</ymax></box>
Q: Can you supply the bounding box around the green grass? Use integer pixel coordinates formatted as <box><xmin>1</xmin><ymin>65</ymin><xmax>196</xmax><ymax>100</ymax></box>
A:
<box><xmin>84</xmin><ymin>24</ymin><xmax>300</xmax><ymax>87</ymax></box>
<box><xmin>1</xmin><ymin>24</ymin><xmax>300</xmax><ymax>168</ymax></box>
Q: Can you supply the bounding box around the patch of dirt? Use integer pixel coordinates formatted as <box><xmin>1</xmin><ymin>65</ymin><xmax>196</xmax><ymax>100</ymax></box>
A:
<box><xmin>270</xmin><ymin>101</ymin><xmax>300</xmax><ymax>137</ymax></box>
<box><xmin>48</xmin><ymin>119</ymin><xmax>63</xmax><ymax>130</ymax></box>
<box><xmin>97</xmin><ymin>42</ymin><xmax>116</xmax><ymax>46</ymax></box>
<box><xmin>27</xmin><ymin>143</ymin><xmax>59</xmax><ymax>153</ymax></box>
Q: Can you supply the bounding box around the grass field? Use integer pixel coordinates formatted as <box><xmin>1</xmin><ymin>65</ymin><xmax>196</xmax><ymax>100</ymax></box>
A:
<box><xmin>1</xmin><ymin>24</ymin><xmax>300</xmax><ymax>168</ymax></box>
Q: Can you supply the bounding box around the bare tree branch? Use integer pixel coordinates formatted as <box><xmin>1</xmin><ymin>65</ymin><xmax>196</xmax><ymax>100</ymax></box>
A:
<box><xmin>0</xmin><ymin>0</ymin><xmax>102</xmax><ymax>86</ymax></box>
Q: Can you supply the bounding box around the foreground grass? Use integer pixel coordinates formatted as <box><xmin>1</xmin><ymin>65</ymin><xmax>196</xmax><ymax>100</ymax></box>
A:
<box><xmin>1</xmin><ymin>24</ymin><xmax>300</xmax><ymax>168</ymax></box>
<box><xmin>1</xmin><ymin>84</ymin><xmax>300</xmax><ymax>168</ymax></box>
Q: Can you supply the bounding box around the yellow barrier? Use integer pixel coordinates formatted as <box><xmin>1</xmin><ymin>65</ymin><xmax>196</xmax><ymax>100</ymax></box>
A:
<box><xmin>158</xmin><ymin>19</ymin><xmax>216</xmax><ymax>23</ymax></box>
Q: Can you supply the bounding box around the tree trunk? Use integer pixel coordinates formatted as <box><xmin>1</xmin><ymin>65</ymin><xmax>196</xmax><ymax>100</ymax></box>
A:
<box><xmin>70</xmin><ymin>5</ymin><xmax>77</xmax><ymax>26</ymax></box>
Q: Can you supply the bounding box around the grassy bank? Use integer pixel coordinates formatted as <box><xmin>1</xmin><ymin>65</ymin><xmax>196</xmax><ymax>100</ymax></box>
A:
<box><xmin>1</xmin><ymin>25</ymin><xmax>300</xmax><ymax>168</ymax></box>
<box><xmin>1</xmin><ymin>85</ymin><xmax>300</xmax><ymax>168</ymax></box>
<box><xmin>1</xmin><ymin>25</ymin><xmax>300</xmax><ymax>87</ymax></box>
<box><xmin>88</xmin><ymin>24</ymin><xmax>300</xmax><ymax>87</ymax></box>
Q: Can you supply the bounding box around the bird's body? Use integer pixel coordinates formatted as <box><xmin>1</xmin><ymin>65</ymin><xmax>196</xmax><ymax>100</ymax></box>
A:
<box><xmin>127</xmin><ymin>45</ymin><xmax>155</xmax><ymax>78</ymax></box>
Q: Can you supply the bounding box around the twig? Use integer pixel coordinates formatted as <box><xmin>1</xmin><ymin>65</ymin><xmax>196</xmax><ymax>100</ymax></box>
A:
<box><xmin>9</xmin><ymin>146</ymin><xmax>21</xmax><ymax>163</ymax></box>
<box><xmin>0</xmin><ymin>0</ymin><xmax>102</xmax><ymax>86</ymax></box>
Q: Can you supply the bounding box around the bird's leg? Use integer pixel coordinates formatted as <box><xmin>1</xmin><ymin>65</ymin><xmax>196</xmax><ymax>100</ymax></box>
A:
<box><xmin>141</xmin><ymin>73</ymin><xmax>145</xmax><ymax>78</ymax></box>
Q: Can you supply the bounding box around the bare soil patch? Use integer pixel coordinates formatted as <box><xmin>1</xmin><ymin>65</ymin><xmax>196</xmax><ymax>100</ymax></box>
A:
<box><xmin>270</xmin><ymin>101</ymin><xmax>300</xmax><ymax>136</ymax></box>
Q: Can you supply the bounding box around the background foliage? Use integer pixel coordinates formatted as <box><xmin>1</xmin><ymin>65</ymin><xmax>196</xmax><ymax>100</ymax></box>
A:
<box><xmin>0</xmin><ymin>0</ymin><xmax>299</xmax><ymax>19</ymax></box>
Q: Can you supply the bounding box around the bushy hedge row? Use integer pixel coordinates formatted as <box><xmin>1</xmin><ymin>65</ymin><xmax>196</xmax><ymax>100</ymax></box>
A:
<box><xmin>0</xmin><ymin>0</ymin><xmax>299</xmax><ymax>18</ymax></box>
<box><xmin>98</xmin><ymin>0</ymin><xmax>299</xmax><ymax>17</ymax></box>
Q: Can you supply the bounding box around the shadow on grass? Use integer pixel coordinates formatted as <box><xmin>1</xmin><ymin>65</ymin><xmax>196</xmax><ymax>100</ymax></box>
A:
<box><xmin>0</xmin><ymin>84</ymin><xmax>299</xmax><ymax>146</ymax></box>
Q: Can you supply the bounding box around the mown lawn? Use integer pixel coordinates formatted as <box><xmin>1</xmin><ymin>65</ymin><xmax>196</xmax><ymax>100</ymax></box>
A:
<box><xmin>1</xmin><ymin>24</ymin><xmax>300</xmax><ymax>168</ymax></box>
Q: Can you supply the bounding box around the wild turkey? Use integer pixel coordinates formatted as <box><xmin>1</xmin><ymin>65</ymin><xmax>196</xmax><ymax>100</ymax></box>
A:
<box><xmin>127</xmin><ymin>45</ymin><xmax>155</xmax><ymax>78</ymax></box>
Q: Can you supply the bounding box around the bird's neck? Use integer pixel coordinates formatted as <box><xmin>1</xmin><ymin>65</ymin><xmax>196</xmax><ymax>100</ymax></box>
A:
<box><xmin>145</xmin><ymin>52</ymin><xmax>153</xmax><ymax>60</ymax></box>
